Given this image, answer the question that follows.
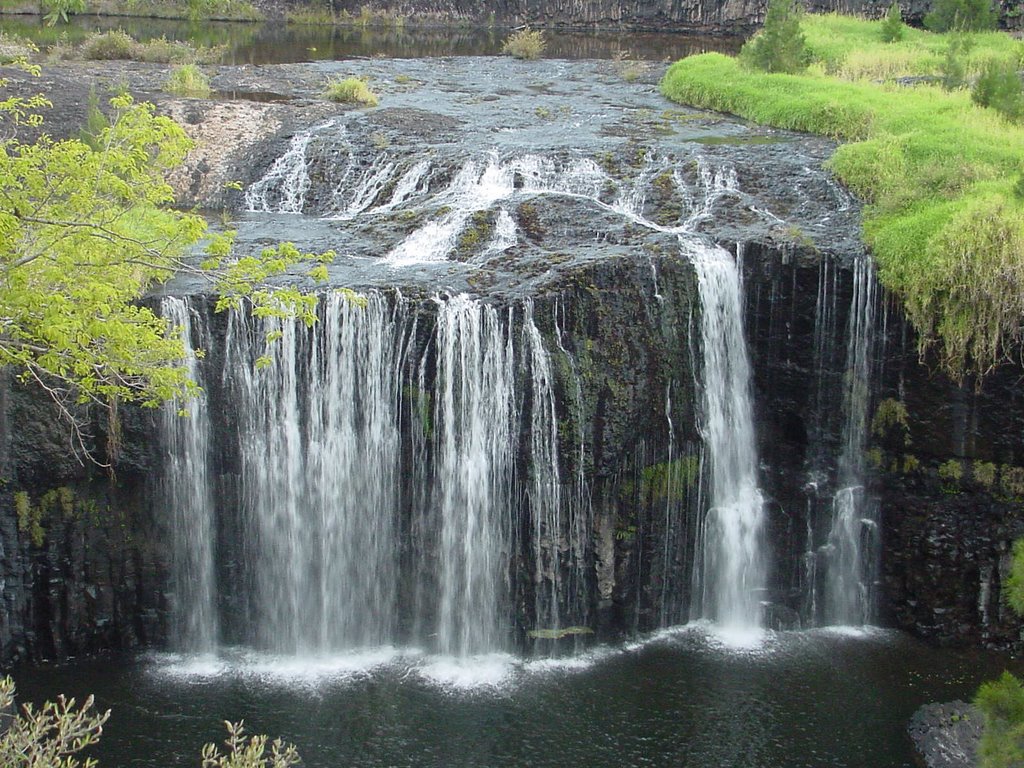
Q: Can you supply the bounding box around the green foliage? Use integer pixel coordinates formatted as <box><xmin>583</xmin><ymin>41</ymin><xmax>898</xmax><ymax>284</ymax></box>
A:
<box><xmin>972</xmin><ymin>58</ymin><xmax>1024</xmax><ymax>121</ymax></box>
<box><xmin>739</xmin><ymin>0</ymin><xmax>809</xmax><ymax>74</ymax></box>
<box><xmin>939</xmin><ymin>33</ymin><xmax>971</xmax><ymax>90</ymax></box>
<box><xmin>881</xmin><ymin>2</ymin><xmax>905</xmax><ymax>42</ymax></box>
<box><xmin>976</xmin><ymin>671</ymin><xmax>1024</xmax><ymax>768</ymax></box>
<box><xmin>163</xmin><ymin>64</ymin><xmax>211</xmax><ymax>97</ymax></box>
<box><xmin>1004</xmin><ymin>538</ymin><xmax>1024</xmax><ymax>616</ymax></box>
<box><xmin>0</xmin><ymin>31</ymin><xmax>36</xmax><ymax>63</ymax></box>
<box><xmin>641</xmin><ymin>456</ymin><xmax>700</xmax><ymax>504</ymax></box>
<box><xmin>660</xmin><ymin>21</ymin><xmax>1024</xmax><ymax>381</ymax></box>
<box><xmin>1001</xmin><ymin>465</ymin><xmax>1024</xmax><ymax>497</ymax></box>
<box><xmin>81</xmin><ymin>30</ymin><xmax>136</xmax><ymax>60</ymax></box>
<box><xmin>0</xmin><ymin>676</ymin><xmax>299</xmax><ymax>768</ymax></box>
<box><xmin>871</xmin><ymin>398</ymin><xmax>909</xmax><ymax>442</ymax></box>
<box><xmin>0</xmin><ymin>71</ymin><xmax>330</xmax><ymax>455</ymax></box>
<box><xmin>41</xmin><ymin>0</ymin><xmax>86</xmax><ymax>26</ymax></box>
<box><xmin>938</xmin><ymin>458</ymin><xmax>964</xmax><ymax>488</ymax></box>
<box><xmin>0</xmin><ymin>676</ymin><xmax>108</xmax><ymax>768</ymax></box>
<box><xmin>501</xmin><ymin>27</ymin><xmax>546</xmax><ymax>60</ymax></box>
<box><xmin>973</xmin><ymin>460</ymin><xmax>997</xmax><ymax>489</ymax></box>
<box><xmin>14</xmin><ymin>490</ymin><xmax>44</xmax><ymax>546</ymax></box>
<box><xmin>925</xmin><ymin>0</ymin><xmax>997</xmax><ymax>32</ymax></box>
<box><xmin>201</xmin><ymin>721</ymin><xmax>301</xmax><ymax>768</ymax></box>
<box><xmin>323</xmin><ymin>76</ymin><xmax>378</xmax><ymax>106</ymax></box>
<box><xmin>78</xmin><ymin>85</ymin><xmax>109</xmax><ymax>150</ymax></box>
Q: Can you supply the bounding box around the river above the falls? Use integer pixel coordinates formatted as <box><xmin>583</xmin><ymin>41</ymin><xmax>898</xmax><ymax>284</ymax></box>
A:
<box><xmin>12</xmin><ymin>626</ymin><xmax>1019</xmax><ymax>767</ymax></box>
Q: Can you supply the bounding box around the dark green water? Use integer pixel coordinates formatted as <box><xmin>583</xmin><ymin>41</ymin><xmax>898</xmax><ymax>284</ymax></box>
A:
<box><xmin>11</xmin><ymin>626</ymin><xmax>1019</xmax><ymax>767</ymax></box>
<box><xmin>0</xmin><ymin>15</ymin><xmax>739</xmax><ymax>63</ymax></box>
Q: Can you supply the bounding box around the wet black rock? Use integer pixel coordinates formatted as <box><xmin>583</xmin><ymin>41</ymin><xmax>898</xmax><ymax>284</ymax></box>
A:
<box><xmin>909</xmin><ymin>701</ymin><xmax>983</xmax><ymax>768</ymax></box>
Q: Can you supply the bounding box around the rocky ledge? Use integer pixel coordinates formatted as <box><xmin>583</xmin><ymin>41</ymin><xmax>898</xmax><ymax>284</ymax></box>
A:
<box><xmin>909</xmin><ymin>701</ymin><xmax>983</xmax><ymax>768</ymax></box>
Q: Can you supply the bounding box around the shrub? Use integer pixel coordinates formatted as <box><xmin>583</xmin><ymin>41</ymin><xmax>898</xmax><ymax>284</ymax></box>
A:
<box><xmin>323</xmin><ymin>76</ymin><xmax>379</xmax><ymax>106</ymax></box>
<box><xmin>1005</xmin><ymin>538</ymin><xmax>1024</xmax><ymax>616</ymax></box>
<box><xmin>0</xmin><ymin>676</ymin><xmax>301</xmax><ymax>768</ymax></box>
<box><xmin>973</xmin><ymin>460</ymin><xmax>998</xmax><ymax>490</ymax></box>
<box><xmin>0</xmin><ymin>31</ymin><xmax>36</xmax><ymax>63</ymax></box>
<box><xmin>1001</xmin><ymin>465</ymin><xmax>1024</xmax><ymax>497</ymax></box>
<box><xmin>164</xmin><ymin>64</ymin><xmax>212</xmax><ymax>97</ymax></box>
<box><xmin>739</xmin><ymin>0</ymin><xmax>808</xmax><ymax>74</ymax></box>
<box><xmin>939</xmin><ymin>33</ymin><xmax>972</xmax><ymax>90</ymax></box>
<box><xmin>976</xmin><ymin>671</ymin><xmax>1024</xmax><ymax>768</ymax></box>
<box><xmin>880</xmin><ymin>1</ymin><xmax>905</xmax><ymax>42</ymax></box>
<box><xmin>925</xmin><ymin>0</ymin><xmax>997</xmax><ymax>31</ymax></box>
<box><xmin>972</xmin><ymin>59</ymin><xmax>1024</xmax><ymax>122</ymax></box>
<box><xmin>81</xmin><ymin>29</ymin><xmax>136</xmax><ymax>60</ymax></box>
<box><xmin>78</xmin><ymin>85</ymin><xmax>109</xmax><ymax>151</ymax></box>
<box><xmin>501</xmin><ymin>27</ymin><xmax>546</xmax><ymax>60</ymax></box>
<box><xmin>938</xmin><ymin>458</ymin><xmax>964</xmax><ymax>488</ymax></box>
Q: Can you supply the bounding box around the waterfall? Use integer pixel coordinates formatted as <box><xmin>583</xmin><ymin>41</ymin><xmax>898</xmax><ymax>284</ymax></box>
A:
<box><xmin>432</xmin><ymin>296</ymin><xmax>518</xmax><ymax>656</ymax></box>
<box><xmin>160</xmin><ymin>296</ymin><xmax>218</xmax><ymax>653</ymax></box>
<box><xmin>225</xmin><ymin>292</ymin><xmax>407</xmax><ymax>653</ymax></box>
<box><xmin>824</xmin><ymin>257</ymin><xmax>879</xmax><ymax>625</ymax></box>
<box><xmin>244</xmin><ymin>129</ymin><xmax>316</xmax><ymax>214</ymax></box>
<box><xmin>687</xmin><ymin>240</ymin><xmax>766</xmax><ymax>631</ymax></box>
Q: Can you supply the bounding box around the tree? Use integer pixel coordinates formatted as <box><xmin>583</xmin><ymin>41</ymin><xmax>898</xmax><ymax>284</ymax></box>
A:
<box><xmin>0</xmin><ymin>65</ymin><xmax>331</xmax><ymax>459</ymax></box>
<box><xmin>739</xmin><ymin>0</ymin><xmax>809</xmax><ymax>74</ymax></box>
<box><xmin>972</xmin><ymin>58</ymin><xmax>1024</xmax><ymax>122</ymax></box>
<box><xmin>0</xmin><ymin>675</ymin><xmax>301</xmax><ymax>768</ymax></box>
<box><xmin>924</xmin><ymin>0</ymin><xmax>997</xmax><ymax>32</ymax></box>
<box><xmin>880</xmin><ymin>1</ymin><xmax>905</xmax><ymax>42</ymax></box>
<box><xmin>973</xmin><ymin>540</ymin><xmax>1024</xmax><ymax>767</ymax></box>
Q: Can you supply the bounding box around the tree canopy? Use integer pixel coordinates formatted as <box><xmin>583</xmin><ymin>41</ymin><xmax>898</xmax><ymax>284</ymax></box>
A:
<box><xmin>0</xmin><ymin>64</ymin><xmax>331</xmax><ymax>457</ymax></box>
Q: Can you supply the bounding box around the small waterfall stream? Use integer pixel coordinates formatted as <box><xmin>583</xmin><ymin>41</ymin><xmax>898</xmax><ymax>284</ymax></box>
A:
<box><xmin>824</xmin><ymin>257</ymin><xmax>880</xmax><ymax>625</ymax></box>
<box><xmin>160</xmin><ymin>297</ymin><xmax>218</xmax><ymax>653</ymax></box>
<box><xmin>224</xmin><ymin>292</ymin><xmax>408</xmax><ymax>653</ymax></box>
<box><xmin>432</xmin><ymin>296</ymin><xmax>517</xmax><ymax>656</ymax></box>
<box><xmin>687</xmin><ymin>241</ymin><xmax>766</xmax><ymax>631</ymax></box>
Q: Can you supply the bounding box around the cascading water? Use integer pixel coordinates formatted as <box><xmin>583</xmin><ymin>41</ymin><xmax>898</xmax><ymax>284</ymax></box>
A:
<box><xmin>432</xmin><ymin>296</ymin><xmax>518</xmax><ymax>656</ymax></box>
<box><xmin>687</xmin><ymin>241</ymin><xmax>766</xmax><ymax>631</ymax></box>
<box><xmin>824</xmin><ymin>257</ymin><xmax>880</xmax><ymax>625</ymax></box>
<box><xmin>160</xmin><ymin>296</ymin><xmax>218</xmax><ymax>653</ymax></box>
<box><xmin>244</xmin><ymin>128</ymin><xmax>317</xmax><ymax>214</ymax></box>
<box><xmin>224</xmin><ymin>292</ymin><xmax>408</xmax><ymax>653</ymax></box>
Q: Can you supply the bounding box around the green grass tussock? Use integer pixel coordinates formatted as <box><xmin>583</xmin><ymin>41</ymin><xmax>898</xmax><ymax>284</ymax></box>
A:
<box><xmin>79</xmin><ymin>29</ymin><xmax>225</xmax><ymax>62</ymax></box>
<box><xmin>163</xmin><ymin>63</ymin><xmax>211</xmax><ymax>97</ymax></box>
<box><xmin>323</xmin><ymin>76</ymin><xmax>379</xmax><ymax>106</ymax></box>
<box><xmin>660</xmin><ymin>15</ymin><xmax>1024</xmax><ymax>378</ymax></box>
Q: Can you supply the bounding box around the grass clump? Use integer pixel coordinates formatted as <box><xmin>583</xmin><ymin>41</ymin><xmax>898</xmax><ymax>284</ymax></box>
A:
<box><xmin>163</xmin><ymin>63</ymin><xmax>211</xmax><ymax>97</ymax></box>
<box><xmin>81</xmin><ymin>29</ymin><xmax>135</xmax><ymax>59</ymax></box>
<box><xmin>661</xmin><ymin>15</ymin><xmax>1024</xmax><ymax>380</ymax></box>
<box><xmin>323</xmin><ymin>76</ymin><xmax>378</xmax><ymax>106</ymax></box>
<box><xmin>501</xmin><ymin>27</ymin><xmax>546</xmax><ymax>60</ymax></box>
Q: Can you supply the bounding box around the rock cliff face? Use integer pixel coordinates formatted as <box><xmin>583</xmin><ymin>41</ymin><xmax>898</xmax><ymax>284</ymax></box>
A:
<box><xmin>272</xmin><ymin>0</ymin><xmax>935</xmax><ymax>33</ymax></box>
<box><xmin>4</xmin><ymin>244</ymin><xmax>1024</xmax><ymax>662</ymax></box>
